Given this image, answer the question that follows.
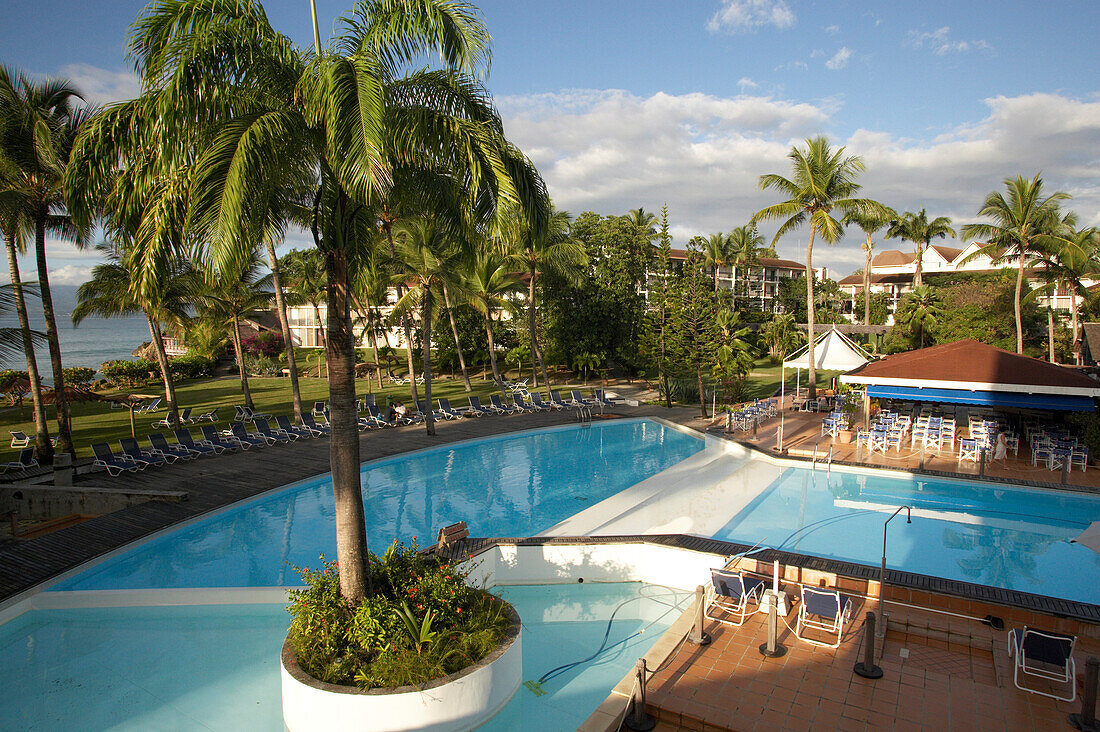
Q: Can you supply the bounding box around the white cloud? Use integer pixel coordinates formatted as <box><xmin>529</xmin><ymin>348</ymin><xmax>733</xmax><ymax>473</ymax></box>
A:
<box><xmin>774</xmin><ymin>60</ymin><xmax>808</xmax><ymax>72</ymax></box>
<box><xmin>707</xmin><ymin>0</ymin><xmax>795</xmax><ymax>33</ymax></box>
<box><xmin>825</xmin><ymin>47</ymin><xmax>853</xmax><ymax>70</ymax></box>
<box><xmin>737</xmin><ymin>77</ymin><xmax>759</xmax><ymax>92</ymax></box>
<box><xmin>907</xmin><ymin>27</ymin><xmax>992</xmax><ymax>56</ymax></box>
<box><xmin>498</xmin><ymin>89</ymin><xmax>1100</xmax><ymax>277</ymax></box>
<box><xmin>825</xmin><ymin>24</ymin><xmax>840</xmax><ymax>35</ymax></box>
<box><xmin>58</xmin><ymin>63</ymin><xmax>140</xmax><ymax>106</ymax></box>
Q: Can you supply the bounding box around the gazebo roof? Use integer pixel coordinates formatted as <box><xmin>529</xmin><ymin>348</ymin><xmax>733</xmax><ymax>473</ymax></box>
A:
<box><xmin>783</xmin><ymin>327</ymin><xmax>873</xmax><ymax>372</ymax></box>
<box><xmin>842</xmin><ymin>340</ymin><xmax>1100</xmax><ymax>409</ymax></box>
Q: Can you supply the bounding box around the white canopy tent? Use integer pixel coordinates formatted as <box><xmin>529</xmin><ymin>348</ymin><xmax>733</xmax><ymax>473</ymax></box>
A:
<box><xmin>777</xmin><ymin>328</ymin><xmax>874</xmax><ymax>449</ymax></box>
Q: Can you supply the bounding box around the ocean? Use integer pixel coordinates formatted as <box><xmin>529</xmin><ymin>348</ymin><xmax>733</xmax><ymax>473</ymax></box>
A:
<box><xmin>0</xmin><ymin>285</ymin><xmax>151</xmax><ymax>377</ymax></box>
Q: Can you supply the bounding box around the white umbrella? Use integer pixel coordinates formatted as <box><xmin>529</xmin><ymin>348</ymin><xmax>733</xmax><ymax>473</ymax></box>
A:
<box><xmin>1071</xmin><ymin>522</ymin><xmax>1100</xmax><ymax>553</ymax></box>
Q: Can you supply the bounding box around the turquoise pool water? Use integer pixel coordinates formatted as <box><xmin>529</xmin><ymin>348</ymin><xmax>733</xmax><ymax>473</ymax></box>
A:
<box><xmin>53</xmin><ymin>419</ymin><xmax>702</xmax><ymax>591</ymax></box>
<box><xmin>711</xmin><ymin>467</ymin><xmax>1100</xmax><ymax>605</ymax></box>
<box><xmin>0</xmin><ymin>583</ymin><xmax>687</xmax><ymax>731</ymax></box>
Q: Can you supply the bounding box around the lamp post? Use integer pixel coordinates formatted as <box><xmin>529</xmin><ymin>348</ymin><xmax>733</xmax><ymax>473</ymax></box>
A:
<box><xmin>878</xmin><ymin>505</ymin><xmax>911</xmax><ymax>649</ymax></box>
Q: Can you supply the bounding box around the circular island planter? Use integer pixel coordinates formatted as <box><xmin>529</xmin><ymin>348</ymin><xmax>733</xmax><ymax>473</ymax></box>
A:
<box><xmin>281</xmin><ymin>604</ymin><xmax>522</xmax><ymax>732</ymax></box>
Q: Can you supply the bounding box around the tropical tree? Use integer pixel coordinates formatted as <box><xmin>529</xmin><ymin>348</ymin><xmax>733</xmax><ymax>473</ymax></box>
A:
<box><xmin>0</xmin><ymin>68</ymin><xmax>90</xmax><ymax>456</ymax></box>
<box><xmin>895</xmin><ymin>285</ymin><xmax>944</xmax><ymax>348</ymax></box>
<box><xmin>667</xmin><ymin>248</ymin><xmax>721</xmax><ymax>416</ymax></box>
<box><xmin>751</xmin><ymin>136</ymin><xmax>885</xmax><ymax>398</ymax></box>
<box><xmin>960</xmin><ymin>174</ymin><xmax>1071</xmax><ymax>354</ymax></box>
<box><xmin>282</xmin><ymin>248</ymin><xmax>328</xmax><ymax>350</ymax></box>
<box><xmin>762</xmin><ymin>312</ymin><xmax>802</xmax><ymax>363</ymax></box>
<box><xmin>647</xmin><ymin>204</ymin><xmax>675</xmax><ymax>408</ymax></box>
<box><xmin>700</xmin><ymin>232</ymin><xmax>731</xmax><ymax>292</ymax></box>
<box><xmin>261</xmin><ymin>232</ymin><xmax>305</xmax><ymax>420</ymax></box>
<box><xmin>461</xmin><ymin>249</ymin><xmax>523</xmax><ymax>389</ymax></box>
<box><xmin>626</xmin><ymin>207</ymin><xmax>657</xmax><ymax>249</ymax></box>
<box><xmin>73</xmin><ymin>242</ymin><xmax>197</xmax><ymax>425</ymax></box>
<box><xmin>502</xmin><ymin>205</ymin><xmax>585</xmax><ymax>390</ymax></box>
<box><xmin>842</xmin><ymin>206</ymin><xmax>896</xmax><ymax>324</ymax></box>
<box><xmin>1029</xmin><ymin>223</ymin><xmax>1099</xmax><ymax>363</ymax></box>
<box><xmin>884</xmin><ymin>208</ymin><xmax>955</xmax><ymax>289</ymax></box>
<box><xmin>351</xmin><ymin>246</ymin><xmax>393</xmax><ymax>389</ymax></box>
<box><xmin>713</xmin><ymin>309</ymin><xmax>755</xmax><ymax>402</ymax></box>
<box><xmin>727</xmin><ymin>225</ymin><xmax>764</xmax><ymax>307</ymax></box>
<box><xmin>572</xmin><ymin>352</ymin><xmax>600</xmax><ymax>385</ymax></box>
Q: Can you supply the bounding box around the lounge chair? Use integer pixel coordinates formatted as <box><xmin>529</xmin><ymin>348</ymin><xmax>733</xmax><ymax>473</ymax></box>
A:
<box><xmin>276</xmin><ymin>415</ymin><xmax>316</xmax><ymax>439</ymax></box>
<box><xmin>312</xmin><ymin>401</ymin><xmax>327</xmax><ymax>419</ymax></box>
<box><xmin>151</xmin><ymin>406</ymin><xmax>193</xmax><ymax>429</ymax></box>
<box><xmin>135</xmin><ymin>397</ymin><xmax>162</xmax><ymax>414</ymax></box>
<box><xmin>148</xmin><ymin>432</ymin><xmax>198</xmax><ymax>461</ymax></box>
<box><xmin>194</xmin><ymin>407</ymin><xmax>219</xmax><ymax>423</ymax></box>
<box><xmin>705</xmin><ymin>569</ymin><xmax>767</xmax><ymax>627</ymax></box>
<box><xmin>301</xmin><ymin>414</ymin><xmax>331</xmax><ymax>436</ymax></box>
<box><xmin>363</xmin><ymin>405</ymin><xmax>396</xmax><ymax>428</ymax></box>
<box><xmin>9</xmin><ymin>431</ymin><xmax>30</xmax><ymax>449</ymax></box>
<box><xmin>512</xmin><ymin>394</ymin><xmax>537</xmax><ymax>413</ymax></box>
<box><xmin>229</xmin><ymin>422</ymin><xmax>271</xmax><ymax>447</ymax></box>
<box><xmin>489</xmin><ymin>394</ymin><xmax>517</xmax><ymax>414</ymax></box>
<box><xmin>796</xmin><ymin>586</ymin><xmax>852</xmax><ymax>648</ymax></box>
<box><xmin>254</xmin><ymin>418</ymin><xmax>294</xmax><ymax>443</ymax></box>
<box><xmin>593</xmin><ymin>389</ymin><xmax>614</xmax><ymax>408</ymax></box>
<box><xmin>91</xmin><ymin>443</ymin><xmax>143</xmax><ymax>475</ymax></box>
<box><xmin>415</xmin><ymin>400</ymin><xmax>440</xmax><ymax>421</ymax></box>
<box><xmin>363</xmin><ymin>394</ymin><xmax>376</xmax><ymax>408</ymax></box>
<box><xmin>239</xmin><ymin>405</ymin><xmax>271</xmax><ymax>422</ymax></box>
<box><xmin>202</xmin><ymin>425</ymin><xmax>247</xmax><ymax>451</ymax></box>
<box><xmin>437</xmin><ymin>398</ymin><xmax>463</xmax><ymax>420</ymax></box>
<box><xmin>1008</xmin><ymin>626</ymin><xmax>1077</xmax><ymax>702</ymax></box>
<box><xmin>468</xmin><ymin>396</ymin><xmax>492</xmax><ymax>416</ymax></box>
<box><xmin>174</xmin><ymin>428</ymin><xmax>223</xmax><ymax>455</ymax></box>
<box><xmin>529</xmin><ymin>393</ymin><xmax>553</xmax><ymax>411</ymax></box>
<box><xmin>550</xmin><ymin>390</ymin><xmax>571</xmax><ymax>410</ymax></box>
<box><xmin>120</xmin><ymin>437</ymin><xmax>172</xmax><ymax>466</ymax></box>
<box><xmin>569</xmin><ymin>390</ymin><xmax>594</xmax><ymax>407</ymax></box>
<box><xmin>0</xmin><ymin>447</ymin><xmax>37</xmax><ymax>473</ymax></box>
<box><xmin>387</xmin><ymin>371</ymin><xmax>408</xmax><ymax>385</ymax></box>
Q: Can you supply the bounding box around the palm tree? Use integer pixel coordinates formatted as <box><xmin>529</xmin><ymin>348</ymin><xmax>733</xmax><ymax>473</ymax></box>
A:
<box><xmin>351</xmin><ymin>247</ymin><xmax>393</xmax><ymax>390</ymax></box>
<box><xmin>198</xmin><ymin>251</ymin><xmax>273</xmax><ymax>410</ymax></box>
<box><xmin>626</xmin><ymin>207</ymin><xmax>657</xmax><ymax>250</ymax></box>
<box><xmin>73</xmin><ymin>243</ymin><xmax>196</xmax><ymax>425</ymax></box>
<box><xmin>727</xmin><ymin>225</ymin><xmax>765</xmax><ymax>306</ymax></box>
<box><xmin>700</xmin><ymin>232</ymin><xmax>731</xmax><ymax>292</ymax></box>
<box><xmin>842</xmin><ymin>206</ymin><xmax>896</xmax><ymax>324</ymax></box>
<box><xmin>281</xmin><ymin>249</ymin><xmax>328</xmax><ymax>350</ymax></box>
<box><xmin>117</xmin><ymin>0</ymin><xmax>545</xmax><ymax>603</ymax></box>
<box><xmin>391</xmin><ymin>218</ymin><xmax>462</xmax><ymax>436</ymax></box>
<box><xmin>0</xmin><ymin>68</ymin><xmax>89</xmax><ymax>456</ymax></box>
<box><xmin>895</xmin><ymin>285</ymin><xmax>944</xmax><ymax>348</ymax></box>
<box><xmin>461</xmin><ymin>250</ymin><xmax>523</xmax><ymax>389</ymax></box>
<box><xmin>0</xmin><ymin>162</ymin><xmax>51</xmax><ymax>459</ymax></box>
<box><xmin>960</xmin><ymin>174</ymin><xmax>1071</xmax><ymax>354</ymax></box>
<box><xmin>1029</xmin><ymin>224</ymin><xmax>1099</xmax><ymax>363</ymax></box>
<box><xmin>263</xmin><ymin>234</ymin><xmax>305</xmax><ymax>420</ymax></box>
<box><xmin>751</xmin><ymin>136</ymin><xmax>885</xmax><ymax>398</ymax></box>
<box><xmin>572</xmin><ymin>352</ymin><xmax>600</xmax><ymax>385</ymax></box>
<box><xmin>502</xmin><ymin>206</ymin><xmax>586</xmax><ymax>390</ymax></box>
<box><xmin>762</xmin><ymin>312</ymin><xmax>802</xmax><ymax>362</ymax></box>
<box><xmin>884</xmin><ymin>208</ymin><xmax>956</xmax><ymax>289</ymax></box>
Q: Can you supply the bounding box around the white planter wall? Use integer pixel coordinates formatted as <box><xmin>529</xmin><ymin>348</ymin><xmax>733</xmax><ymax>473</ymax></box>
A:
<box><xmin>281</xmin><ymin>609</ymin><xmax>521</xmax><ymax>732</ymax></box>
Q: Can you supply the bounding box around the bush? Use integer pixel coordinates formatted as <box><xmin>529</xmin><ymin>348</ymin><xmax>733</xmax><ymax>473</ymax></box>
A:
<box><xmin>169</xmin><ymin>354</ymin><xmax>215</xmax><ymax>380</ymax></box>
<box><xmin>100</xmin><ymin>359</ymin><xmax>158</xmax><ymax>387</ymax></box>
<box><xmin>240</xmin><ymin>331</ymin><xmax>285</xmax><ymax>358</ymax></box>
<box><xmin>243</xmin><ymin>354</ymin><xmax>282</xmax><ymax>376</ymax></box>
<box><xmin>287</xmin><ymin>542</ymin><xmax>513</xmax><ymax>690</ymax></box>
<box><xmin>62</xmin><ymin>367</ymin><xmax>97</xmax><ymax>386</ymax></box>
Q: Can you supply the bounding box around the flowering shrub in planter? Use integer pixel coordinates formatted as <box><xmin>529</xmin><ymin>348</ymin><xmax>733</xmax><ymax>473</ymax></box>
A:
<box><xmin>287</xmin><ymin>541</ymin><xmax>512</xmax><ymax>690</ymax></box>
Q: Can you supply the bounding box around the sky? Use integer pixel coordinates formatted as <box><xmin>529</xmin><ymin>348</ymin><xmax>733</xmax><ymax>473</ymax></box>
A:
<box><xmin>3</xmin><ymin>0</ymin><xmax>1100</xmax><ymax>282</ymax></box>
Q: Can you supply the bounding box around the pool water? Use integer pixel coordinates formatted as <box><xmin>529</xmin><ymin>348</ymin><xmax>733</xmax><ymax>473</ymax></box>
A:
<box><xmin>710</xmin><ymin>466</ymin><xmax>1100</xmax><ymax>605</ymax></box>
<box><xmin>0</xmin><ymin>583</ymin><xmax>686</xmax><ymax>730</ymax></box>
<box><xmin>53</xmin><ymin>419</ymin><xmax>702</xmax><ymax>591</ymax></box>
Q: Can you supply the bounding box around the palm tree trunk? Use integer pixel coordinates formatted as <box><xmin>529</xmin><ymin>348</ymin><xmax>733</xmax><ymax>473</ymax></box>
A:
<box><xmin>368</xmin><ymin>310</ymin><xmax>383</xmax><ymax>389</ymax></box>
<box><xmin>230</xmin><ymin>314</ymin><xmax>254</xmax><ymax>408</ymax></box>
<box><xmin>528</xmin><ymin>265</ymin><xmax>552</xmax><ymax>393</ymax></box>
<box><xmin>913</xmin><ymin>242</ymin><xmax>924</xmax><ymax>289</ymax></box>
<box><xmin>147</xmin><ymin>317</ymin><xmax>180</xmax><ymax>426</ymax></box>
<box><xmin>805</xmin><ymin>228</ymin><xmax>817</xmax><ymax>399</ymax></box>
<box><xmin>441</xmin><ymin>284</ymin><xmax>471</xmax><ymax>392</ymax></box>
<box><xmin>323</xmin><ymin>245</ymin><xmax>369</xmax><ymax>604</ymax></box>
<box><xmin>33</xmin><ymin>214</ymin><xmax>72</xmax><ymax>456</ymax></box>
<box><xmin>5</xmin><ymin>232</ymin><xmax>51</xmax><ymax>462</ymax></box>
<box><xmin>265</xmin><ymin>241</ymin><xmax>303</xmax><ymax>420</ymax></box>
<box><xmin>863</xmin><ymin>236</ymin><xmax>873</xmax><ymax>325</ymax></box>
<box><xmin>421</xmin><ymin>289</ymin><xmax>435</xmax><ymax>436</ymax></box>
<box><xmin>484</xmin><ymin>308</ymin><xmax>502</xmax><ymax>387</ymax></box>
<box><xmin>1048</xmin><ymin>306</ymin><xmax>1056</xmax><ymax>363</ymax></box>
<box><xmin>311</xmin><ymin>302</ymin><xmax>326</xmax><ymax>350</ymax></box>
<box><xmin>382</xmin><ymin>227</ymin><xmax>419</xmax><ymax>405</ymax></box>
<box><xmin>1072</xmin><ymin>295</ymin><xmax>1081</xmax><ymax>365</ymax></box>
<box><xmin>1015</xmin><ymin>256</ymin><xmax>1026</xmax><ymax>354</ymax></box>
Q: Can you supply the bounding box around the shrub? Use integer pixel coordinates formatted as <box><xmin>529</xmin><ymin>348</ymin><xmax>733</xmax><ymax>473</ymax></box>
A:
<box><xmin>287</xmin><ymin>542</ymin><xmax>512</xmax><ymax>690</ymax></box>
<box><xmin>244</xmin><ymin>353</ymin><xmax>282</xmax><ymax>376</ymax></box>
<box><xmin>240</xmin><ymin>331</ymin><xmax>285</xmax><ymax>358</ymax></box>
<box><xmin>169</xmin><ymin>354</ymin><xmax>215</xmax><ymax>380</ymax></box>
<box><xmin>100</xmin><ymin>359</ymin><xmax>158</xmax><ymax>387</ymax></box>
<box><xmin>62</xmin><ymin>367</ymin><xmax>97</xmax><ymax>386</ymax></box>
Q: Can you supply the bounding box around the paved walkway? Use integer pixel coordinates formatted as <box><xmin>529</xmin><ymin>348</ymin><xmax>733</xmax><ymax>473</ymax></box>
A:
<box><xmin>0</xmin><ymin>401</ymin><xmax>705</xmax><ymax>603</ymax></box>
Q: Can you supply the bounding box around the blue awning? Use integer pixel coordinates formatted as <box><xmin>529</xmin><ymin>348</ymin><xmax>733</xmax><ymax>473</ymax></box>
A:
<box><xmin>865</xmin><ymin>385</ymin><xmax>1095</xmax><ymax>411</ymax></box>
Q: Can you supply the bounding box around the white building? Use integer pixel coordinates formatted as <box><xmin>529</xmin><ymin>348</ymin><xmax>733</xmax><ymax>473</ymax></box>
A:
<box><xmin>643</xmin><ymin>249</ymin><xmax>814</xmax><ymax>313</ymax></box>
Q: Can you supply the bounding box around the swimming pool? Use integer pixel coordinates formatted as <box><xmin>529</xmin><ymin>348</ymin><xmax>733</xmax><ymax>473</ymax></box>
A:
<box><xmin>0</xmin><ymin>582</ymin><xmax>687</xmax><ymax>731</ymax></box>
<box><xmin>52</xmin><ymin>419</ymin><xmax>702</xmax><ymax>591</ymax></box>
<box><xmin>710</xmin><ymin>465</ymin><xmax>1100</xmax><ymax>605</ymax></box>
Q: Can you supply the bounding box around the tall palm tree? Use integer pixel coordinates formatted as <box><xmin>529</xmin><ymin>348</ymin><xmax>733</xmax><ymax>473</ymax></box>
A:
<box><xmin>461</xmin><ymin>250</ymin><xmax>523</xmax><ymax>389</ymax></box>
<box><xmin>119</xmin><ymin>0</ymin><xmax>545</xmax><ymax>604</ymax></box>
<box><xmin>626</xmin><ymin>207</ymin><xmax>657</xmax><ymax>249</ymax></box>
<box><xmin>0</xmin><ymin>68</ymin><xmax>89</xmax><ymax>456</ymax></box>
<box><xmin>884</xmin><ymin>208</ymin><xmax>956</xmax><ymax>289</ymax></box>
<box><xmin>700</xmin><ymin>232</ymin><xmax>730</xmax><ymax>292</ymax></box>
<box><xmin>751</xmin><ymin>136</ymin><xmax>885</xmax><ymax>398</ymax></box>
<box><xmin>262</xmin><ymin>233</ymin><xmax>305</xmax><ymax>420</ymax></box>
<box><xmin>502</xmin><ymin>206</ymin><xmax>585</xmax><ymax>390</ymax></box>
<box><xmin>727</xmin><ymin>225</ymin><xmax>765</xmax><ymax>306</ymax></box>
<box><xmin>1029</xmin><ymin>224</ymin><xmax>1099</xmax><ymax>364</ymax></box>
<box><xmin>895</xmin><ymin>285</ymin><xmax>944</xmax><ymax>348</ymax></box>
<box><xmin>960</xmin><ymin>174</ymin><xmax>1071</xmax><ymax>354</ymax></box>
<box><xmin>351</xmin><ymin>246</ymin><xmax>393</xmax><ymax>390</ymax></box>
<box><xmin>73</xmin><ymin>243</ymin><xmax>197</xmax><ymax>425</ymax></box>
<box><xmin>282</xmin><ymin>248</ymin><xmax>328</xmax><ymax>350</ymax></box>
<box><xmin>0</xmin><ymin>164</ymin><xmax>50</xmax><ymax>459</ymax></box>
<box><xmin>842</xmin><ymin>206</ymin><xmax>896</xmax><ymax>324</ymax></box>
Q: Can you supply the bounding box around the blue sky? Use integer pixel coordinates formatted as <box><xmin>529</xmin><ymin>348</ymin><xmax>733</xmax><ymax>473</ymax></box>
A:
<box><xmin>4</xmin><ymin>0</ymin><xmax>1100</xmax><ymax>280</ymax></box>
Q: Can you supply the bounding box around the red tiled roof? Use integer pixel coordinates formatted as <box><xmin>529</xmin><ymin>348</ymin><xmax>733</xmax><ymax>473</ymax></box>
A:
<box><xmin>929</xmin><ymin>245</ymin><xmax>963</xmax><ymax>262</ymax></box>
<box><xmin>871</xmin><ymin>250</ymin><xmax>913</xmax><ymax>266</ymax></box>
<box><xmin>844</xmin><ymin>339</ymin><xmax>1100</xmax><ymax>390</ymax></box>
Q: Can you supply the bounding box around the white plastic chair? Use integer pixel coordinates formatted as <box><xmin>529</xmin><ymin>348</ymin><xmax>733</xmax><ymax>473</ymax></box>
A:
<box><xmin>1008</xmin><ymin>627</ymin><xmax>1076</xmax><ymax>702</ymax></box>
